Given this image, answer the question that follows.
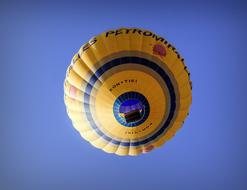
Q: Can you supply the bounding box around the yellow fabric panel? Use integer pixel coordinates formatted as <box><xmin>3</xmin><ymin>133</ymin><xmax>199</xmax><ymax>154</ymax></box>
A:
<box><xmin>140</xmin><ymin>30</ymin><xmax>156</xmax><ymax>56</ymax></box>
<box><xmin>102</xmin><ymin>143</ymin><xmax>119</xmax><ymax>154</ymax></box>
<box><xmin>73</xmin><ymin>121</ymin><xmax>92</xmax><ymax>133</ymax></box>
<box><xmin>115</xmin><ymin>146</ymin><xmax>130</xmax><ymax>156</ymax></box>
<box><xmin>64</xmin><ymin>95</ymin><xmax>84</xmax><ymax>112</ymax></box>
<box><xmin>90</xmin><ymin>137</ymin><xmax>109</xmax><ymax>149</ymax></box>
<box><xmin>128</xmin><ymin>144</ymin><xmax>143</xmax><ymax>156</ymax></box>
<box><xmin>129</xmin><ymin>28</ymin><xmax>143</xmax><ymax>51</ymax></box>
<box><xmin>176</xmin><ymin>70</ymin><xmax>191</xmax><ymax>88</ymax></box>
<box><xmin>80</xmin><ymin>130</ymin><xmax>100</xmax><ymax>142</ymax></box>
<box><xmin>79</xmin><ymin>46</ymin><xmax>98</xmax><ymax>73</ymax></box>
<box><xmin>179</xmin><ymin>83</ymin><xmax>192</xmax><ymax>99</ymax></box>
<box><xmin>71</xmin><ymin>56</ymin><xmax>93</xmax><ymax>83</ymax></box>
<box><xmin>89</xmin><ymin>35</ymin><xmax>110</xmax><ymax>64</ymax></box>
<box><xmin>67</xmin><ymin>110</ymin><xmax>85</xmax><ymax>122</ymax></box>
<box><xmin>64</xmin><ymin>81</ymin><xmax>83</xmax><ymax>102</ymax></box>
<box><xmin>65</xmin><ymin>68</ymin><xmax>85</xmax><ymax>90</ymax></box>
<box><xmin>169</xmin><ymin>59</ymin><xmax>185</xmax><ymax>78</ymax></box>
<box><xmin>115</xmin><ymin>28</ymin><xmax>131</xmax><ymax>52</ymax></box>
<box><xmin>180</xmin><ymin>96</ymin><xmax>192</xmax><ymax>111</ymax></box>
<box><xmin>176</xmin><ymin>110</ymin><xmax>190</xmax><ymax>122</ymax></box>
<box><xmin>153</xmin><ymin>122</ymin><xmax>182</xmax><ymax>148</ymax></box>
<box><xmin>100</xmin><ymin>30</ymin><xmax>118</xmax><ymax>55</ymax></box>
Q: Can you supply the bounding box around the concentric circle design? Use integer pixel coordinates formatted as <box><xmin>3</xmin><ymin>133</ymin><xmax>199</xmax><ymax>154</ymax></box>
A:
<box><xmin>64</xmin><ymin>28</ymin><xmax>192</xmax><ymax>156</ymax></box>
<box><xmin>84</xmin><ymin>57</ymin><xmax>174</xmax><ymax>146</ymax></box>
<box><xmin>113</xmin><ymin>91</ymin><xmax>150</xmax><ymax>127</ymax></box>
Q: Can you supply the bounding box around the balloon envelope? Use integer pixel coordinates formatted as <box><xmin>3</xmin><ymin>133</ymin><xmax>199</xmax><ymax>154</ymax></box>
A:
<box><xmin>64</xmin><ymin>28</ymin><xmax>192</xmax><ymax>156</ymax></box>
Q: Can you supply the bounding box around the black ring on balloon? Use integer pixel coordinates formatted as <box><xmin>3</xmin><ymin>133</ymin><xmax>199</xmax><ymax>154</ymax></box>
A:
<box><xmin>84</xmin><ymin>57</ymin><xmax>176</xmax><ymax>147</ymax></box>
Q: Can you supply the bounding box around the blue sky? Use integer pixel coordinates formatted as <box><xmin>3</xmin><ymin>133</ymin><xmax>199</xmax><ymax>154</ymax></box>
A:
<box><xmin>1</xmin><ymin>0</ymin><xmax>247</xmax><ymax>190</ymax></box>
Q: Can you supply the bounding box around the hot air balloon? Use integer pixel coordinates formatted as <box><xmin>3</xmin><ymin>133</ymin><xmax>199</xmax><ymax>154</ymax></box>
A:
<box><xmin>64</xmin><ymin>28</ymin><xmax>192</xmax><ymax>156</ymax></box>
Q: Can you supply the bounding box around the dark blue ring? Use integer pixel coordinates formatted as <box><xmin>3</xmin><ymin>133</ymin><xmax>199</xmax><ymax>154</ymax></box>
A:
<box><xmin>84</xmin><ymin>57</ymin><xmax>176</xmax><ymax>147</ymax></box>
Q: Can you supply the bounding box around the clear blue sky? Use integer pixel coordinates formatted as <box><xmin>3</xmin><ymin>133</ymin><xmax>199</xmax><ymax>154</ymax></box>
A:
<box><xmin>1</xmin><ymin>0</ymin><xmax>247</xmax><ymax>190</ymax></box>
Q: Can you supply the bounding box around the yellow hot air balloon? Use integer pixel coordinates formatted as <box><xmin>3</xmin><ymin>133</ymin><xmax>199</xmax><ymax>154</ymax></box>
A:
<box><xmin>64</xmin><ymin>28</ymin><xmax>192</xmax><ymax>156</ymax></box>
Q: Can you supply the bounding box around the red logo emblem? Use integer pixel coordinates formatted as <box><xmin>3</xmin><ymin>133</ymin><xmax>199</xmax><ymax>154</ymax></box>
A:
<box><xmin>142</xmin><ymin>145</ymin><xmax>154</xmax><ymax>153</ymax></box>
<box><xmin>69</xmin><ymin>85</ymin><xmax>77</xmax><ymax>98</ymax></box>
<box><xmin>153</xmin><ymin>44</ymin><xmax>166</xmax><ymax>57</ymax></box>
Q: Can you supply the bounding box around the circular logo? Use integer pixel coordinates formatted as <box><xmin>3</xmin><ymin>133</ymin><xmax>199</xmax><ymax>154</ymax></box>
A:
<box><xmin>113</xmin><ymin>91</ymin><xmax>150</xmax><ymax>127</ymax></box>
<box><xmin>153</xmin><ymin>44</ymin><xmax>166</xmax><ymax>57</ymax></box>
